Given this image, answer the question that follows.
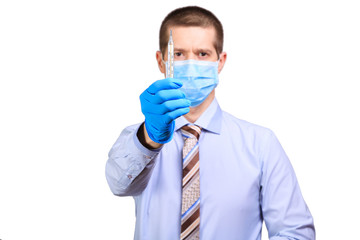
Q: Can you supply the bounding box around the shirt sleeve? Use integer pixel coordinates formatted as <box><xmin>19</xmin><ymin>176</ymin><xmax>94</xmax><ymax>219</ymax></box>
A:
<box><xmin>105</xmin><ymin>123</ymin><xmax>162</xmax><ymax>196</ymax></box>
<box><xmin>260</xmin><ymin>131</ymin><xmax>315</xmax><ymax>240</ymax></box>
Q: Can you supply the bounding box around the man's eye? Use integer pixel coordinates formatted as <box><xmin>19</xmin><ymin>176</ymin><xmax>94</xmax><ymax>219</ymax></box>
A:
<box><xmin>199</xmin><ymin>52</ymin><xmax>208</xmax><ymax>57</ymax></box>
<box><xmin>175</xmin><ymin>52</ymin><xmax>182</xmax><ymax>57</ymax></box>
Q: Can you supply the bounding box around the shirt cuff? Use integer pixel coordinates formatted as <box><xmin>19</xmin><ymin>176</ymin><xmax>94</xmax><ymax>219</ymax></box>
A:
<box><xmin>133</xmin><ymin>124</ymin><xmax>163</xmax><ymax>157</ymax></box>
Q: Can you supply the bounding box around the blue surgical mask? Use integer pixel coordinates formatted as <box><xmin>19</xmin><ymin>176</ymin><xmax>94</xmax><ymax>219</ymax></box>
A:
<box><xmin>166</xmin><ymin>59</ymin><xmax>219</xmax><ymax>107</ymax></box>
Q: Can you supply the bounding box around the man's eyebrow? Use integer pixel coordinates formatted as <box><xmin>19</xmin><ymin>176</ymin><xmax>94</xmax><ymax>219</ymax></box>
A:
<box><xmin>195</xmin><ymin>48</ymin><xmax>213</xmax><ymax>53</ymax></box>
<box><xmin>174</xmin><ymin>48</ymin><xmax>186</xmax><ymax>52</ymax></box>
<box><xmin>174</xmin><ymin>48</ymin><xmax>214</xmax><ymax>53</ymax></box>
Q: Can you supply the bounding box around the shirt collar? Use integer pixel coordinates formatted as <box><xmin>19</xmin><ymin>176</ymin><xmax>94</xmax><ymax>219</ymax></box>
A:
<box><xmin>175</xmin><ymin>98</ymin><xmax>222</xmax><ymax>134</ymax></box>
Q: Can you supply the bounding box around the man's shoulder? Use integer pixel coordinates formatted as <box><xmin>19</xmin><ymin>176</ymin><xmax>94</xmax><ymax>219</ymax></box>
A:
<box><xmin>221</xmin><ymin>110</ymin><xmax>274</xmax><ymax>137</ymax></box>
<box><xmin>219</xmin><ymin>111</ymin><xmax>277</xmax><ymax>159</ymax></box>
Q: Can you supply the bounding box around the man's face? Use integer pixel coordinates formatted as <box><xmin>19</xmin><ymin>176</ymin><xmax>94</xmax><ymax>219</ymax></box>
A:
<box><xmin>168</xmin><ymin>26</ymin><xmax>218</xmax><ymax>61</ymax></box>
<box><xmin>156</xmin><ymin>26</ymin><xmax>226</xmax><ymax>74</ymax></box>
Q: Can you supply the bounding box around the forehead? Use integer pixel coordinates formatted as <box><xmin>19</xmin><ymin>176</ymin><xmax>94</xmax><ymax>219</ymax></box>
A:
<box><xmin>169</xmin><ymin>26</ymin><xmax>216</xmax><ymax>51</ymax></box>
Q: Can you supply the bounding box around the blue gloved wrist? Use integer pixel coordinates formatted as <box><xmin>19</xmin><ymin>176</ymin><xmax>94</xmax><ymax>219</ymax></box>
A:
<box><xmin>145</xmin><ymin>120</ymin><xmax>175</xmax><ymax>144</ymax></box>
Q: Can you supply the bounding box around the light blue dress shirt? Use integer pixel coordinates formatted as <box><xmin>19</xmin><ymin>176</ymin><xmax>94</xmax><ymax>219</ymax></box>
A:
<box><xmin>105</xmin><ymin>98</ymin><xmax>315</xmax><ymax>240</ymax></box>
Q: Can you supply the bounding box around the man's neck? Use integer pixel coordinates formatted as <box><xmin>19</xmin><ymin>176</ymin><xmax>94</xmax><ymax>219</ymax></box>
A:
<box><xmin>184</xmin><ymin>91</ymin><xmax>215</xmax><ymax>123</ymax></box>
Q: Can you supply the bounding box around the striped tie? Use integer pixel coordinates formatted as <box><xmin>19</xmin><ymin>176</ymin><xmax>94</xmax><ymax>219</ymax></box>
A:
<box><xmin>180</xmin><ymin>125</ymin><xmax>202</xmax><ymax>240</ymax></box>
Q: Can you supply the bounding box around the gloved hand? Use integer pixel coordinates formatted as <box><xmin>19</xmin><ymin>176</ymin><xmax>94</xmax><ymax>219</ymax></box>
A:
<box><xmin>140</xmin><ymin>78</ymin><xmax>191</xmax><ymax>144</ymax></box>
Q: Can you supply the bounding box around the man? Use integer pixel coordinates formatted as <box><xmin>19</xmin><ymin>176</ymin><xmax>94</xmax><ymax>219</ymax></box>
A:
<box><xmin>106</xmin><ymin>6</ymin><xmax>315</xmax><ymax>240</ymax></box>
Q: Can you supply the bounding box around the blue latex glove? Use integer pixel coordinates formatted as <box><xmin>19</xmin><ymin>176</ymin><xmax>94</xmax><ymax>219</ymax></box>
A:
<box><xmin>140</xmin><ymin>78</ymin><xmax>191</xmax><ymax>144</ymax></box>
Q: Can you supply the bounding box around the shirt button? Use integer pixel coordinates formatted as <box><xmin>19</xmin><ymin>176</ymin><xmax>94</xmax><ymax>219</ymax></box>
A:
<box><xmin>145</xmin><ymin>155</ymin><xmax>151</xmax><ymax>159</ymax></box>
<box><xmin>127</xmin><ymin>174</ymin><xmax>132</xmax><ymax>179</ymax></box>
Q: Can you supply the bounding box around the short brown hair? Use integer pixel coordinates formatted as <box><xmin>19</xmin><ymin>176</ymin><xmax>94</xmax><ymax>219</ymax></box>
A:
<box><xmin>159</xmin><ymin>6</ymin><xmax>224</xmax><ymax>58</ymax></box>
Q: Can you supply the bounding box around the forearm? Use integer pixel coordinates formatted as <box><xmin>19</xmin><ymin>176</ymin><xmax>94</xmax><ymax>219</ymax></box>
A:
<box><xmin>105</xmin><ymin>124</ymin><xmax>162</xmax><ymax>196</ymax></box>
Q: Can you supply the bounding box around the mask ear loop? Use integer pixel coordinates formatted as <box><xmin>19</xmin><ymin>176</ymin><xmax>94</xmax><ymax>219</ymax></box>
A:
<box><xmin>160</xmin><ymin>52</ymin><xmax>166</xmax><ymax>64</ymax></box>
<box><xmin>161</xmin><ymin>52</ymin><xmax>172</xmax><ymax>68</ymax></box>
<box><xmin>161</xmin><ymin>52</ymin><xmax>167</xmax><ymax>68</ymax></box>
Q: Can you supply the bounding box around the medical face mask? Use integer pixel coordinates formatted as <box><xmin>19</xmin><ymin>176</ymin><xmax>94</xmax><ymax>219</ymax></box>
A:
<box><xmin>165</xmin><ymin>59</ymin><xmax>219</xmax><ymax>107</ymax></box>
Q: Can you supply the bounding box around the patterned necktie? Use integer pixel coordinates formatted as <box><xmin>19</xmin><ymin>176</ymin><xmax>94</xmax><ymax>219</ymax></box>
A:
<box><xmin>180</xmin><ymin>125</ymin><xmax>202</xmax><ymax>240</ymax></box>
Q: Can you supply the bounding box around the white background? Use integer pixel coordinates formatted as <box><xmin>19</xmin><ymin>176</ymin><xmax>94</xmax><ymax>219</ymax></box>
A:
<box><xmin>1</xmin><ymin>0</ymin><xmax>359</xmax><ymax>239</ymax></box>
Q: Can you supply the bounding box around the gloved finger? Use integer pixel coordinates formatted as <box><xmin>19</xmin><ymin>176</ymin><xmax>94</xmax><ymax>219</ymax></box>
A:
<box><xmin>143</xmin><ymin>99</ymin><xmax>191</xmax><ymax>115</ymax></box>
<box><xmin>139</xmin><ymin>90</ymin><xmax>154</xmax><ymax>108</ymax></box>
<box><xmin>140</xmin><ymin>100</ymin><xmax>156</xmax><ymax>115</ymax></box>
<box><xmin>141</xmin><ymin>99</ymin><xmax>187</xmax><ymax>115</ymax></box>
<box><xmin>152</xmin><ymin>89</ymin><xmax>186</xmax><ymax>104</ymax></box>
<box><xmin>163</xmin><ymin>107</ymin><xmax>190</xmax><ymax>124</ymax></box>
<box><xmin>147</xmin><ymin>78</ymin><xmax>183</xmax><ymax>95</ymax></box>
<box><xmin>161</xmin><ymin>99</ymin><xmax>191</xmax><ymax>113</ymax></box>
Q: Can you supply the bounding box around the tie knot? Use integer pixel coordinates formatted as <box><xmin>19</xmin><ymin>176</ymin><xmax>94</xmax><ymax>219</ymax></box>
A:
<box><xmin>181</xmin><ymin>125</ymin><xmax>201</xmax><ymax>140</ymax></box>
